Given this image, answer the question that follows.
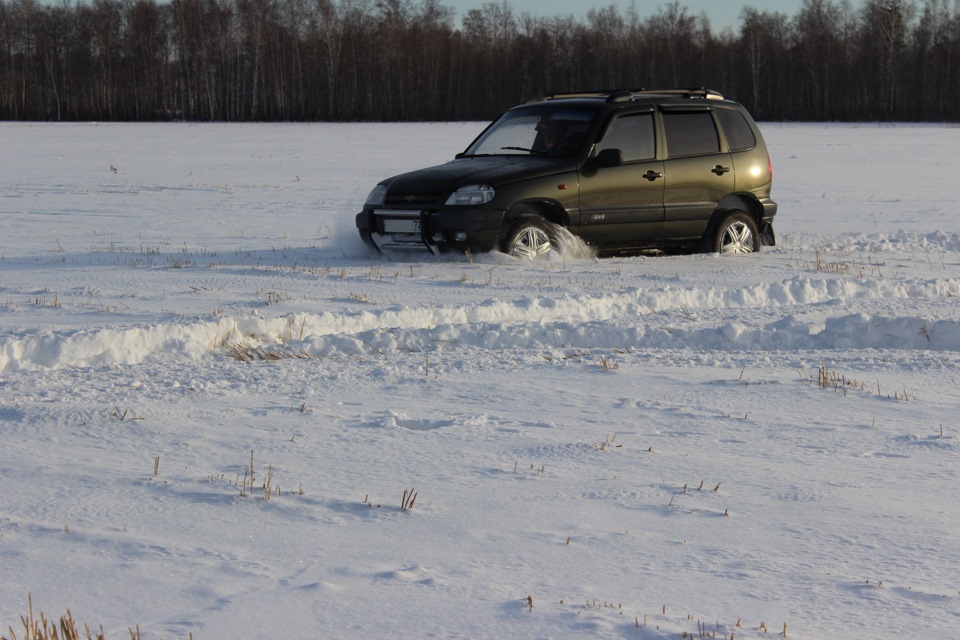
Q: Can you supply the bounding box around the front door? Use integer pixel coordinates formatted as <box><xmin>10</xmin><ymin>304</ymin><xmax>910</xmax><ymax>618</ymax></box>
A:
<box><xmin>577</xmin><ymin>112</ymin><xmax>664</xmax><ymax>249</ymax></box>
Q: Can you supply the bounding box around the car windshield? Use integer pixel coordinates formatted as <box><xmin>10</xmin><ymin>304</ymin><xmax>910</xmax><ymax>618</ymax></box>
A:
<box><xmin>463</xmin><ymin>106</ymin><xmax>598</xmax><ymax>157</ymax></box>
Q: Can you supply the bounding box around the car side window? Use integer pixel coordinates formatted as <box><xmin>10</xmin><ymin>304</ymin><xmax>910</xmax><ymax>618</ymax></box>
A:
<box><xmin>595</xmin><ymin>113</ymin><xmax>655</xmax><ymax>162</ymax></box>
<box><xmin>662</xmin><ymin>111</ymin><xmax>720</xmax><ymax>157</ymax></box>
<box><xmin>715</xmin><ymin>108</ymin><xmax>757</xmax><ymax>151</ymax></box>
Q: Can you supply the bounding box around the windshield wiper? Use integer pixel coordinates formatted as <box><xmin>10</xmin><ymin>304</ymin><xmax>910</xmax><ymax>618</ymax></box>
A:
<box><xmin>500</xmin><ymin>146</ymin><xmax>546</xmax><ymax>156</ymax></box>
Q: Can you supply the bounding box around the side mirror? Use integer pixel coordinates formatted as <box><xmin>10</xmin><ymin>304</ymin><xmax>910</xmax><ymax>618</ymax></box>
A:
<box><xmin>591</xmin><ymin>148</ymin><xmax>623</xmax><ymax>169</ymax></box>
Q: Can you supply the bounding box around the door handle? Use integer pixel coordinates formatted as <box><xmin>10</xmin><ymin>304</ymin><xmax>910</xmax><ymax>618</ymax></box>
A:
<box><xmin>643</xmin><ymin>170</ymin><xmax>663</xmax><ymax>182</ymax></box>
<box><xmin>711</xmin><ymin>165</ymin><xmax>731</xmax><ymax>175</ymax></box>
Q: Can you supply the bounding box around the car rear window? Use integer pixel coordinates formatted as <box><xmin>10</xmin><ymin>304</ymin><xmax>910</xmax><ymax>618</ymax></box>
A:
<box><xmin>662</xmin><ymin>111</ymin><xmax>720</xmax><ymax>157</ymax></box>
<box><xmin>716</xmin><ymin>108</ymin><xmax>757</xmax><ymax>152</ymax></box>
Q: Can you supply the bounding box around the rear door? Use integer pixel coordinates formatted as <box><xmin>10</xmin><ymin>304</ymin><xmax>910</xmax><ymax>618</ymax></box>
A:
<box><xmin>660</xmin><ymin>109</ymin><xmax>734</xmax><ymax>243</ymax></box>
<box><xmin>577</xmin><ymin>111</ymin><xmax>664</xmax><ymax>248</ymax></box>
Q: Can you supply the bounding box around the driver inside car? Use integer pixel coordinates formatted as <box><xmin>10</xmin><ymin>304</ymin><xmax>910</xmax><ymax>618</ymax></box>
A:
<box><xmin>535</xmin><ymin>118</ymin><xmax>571</xmax><ymax>154</ymax></box>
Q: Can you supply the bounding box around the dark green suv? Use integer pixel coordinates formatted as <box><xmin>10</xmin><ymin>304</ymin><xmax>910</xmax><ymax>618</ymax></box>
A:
<box><xmin>356</xmin><ymin>88</ymin><xmax>776</xmax><ymax>258</ymax></box>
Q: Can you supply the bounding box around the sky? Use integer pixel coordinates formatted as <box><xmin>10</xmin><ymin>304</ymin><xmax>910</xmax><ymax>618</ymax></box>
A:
<box><xmin>441</xmin><ymin>0</ymin><xmax>806</xmax><ymax>31</ymax></box>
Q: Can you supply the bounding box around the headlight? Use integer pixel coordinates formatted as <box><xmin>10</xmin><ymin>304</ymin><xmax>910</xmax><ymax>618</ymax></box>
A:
<box><xmin>364</xmin><ymin>184</ymin><xmax>387</xmax><ymax>207</ymax></box>
<box><xmin>444</xmin><ymin>185</ymin><xmax>495</xmax><ymax>206</ymax></box>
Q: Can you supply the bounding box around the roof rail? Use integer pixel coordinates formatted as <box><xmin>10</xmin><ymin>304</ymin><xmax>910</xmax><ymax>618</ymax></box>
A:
<box><xmin>524</xmin><ymin>91</ymin><xmax>608</xmax><ymax>103</ymax></box>
<box><xmin>631</xmin><ymin>87</ymin><xmax>724</xmax><ymax>100</ymax></box>
<box><xmin>526</xmin><ymin>87</ymin><xmax>724</xmax><ymax>104</ymax></box>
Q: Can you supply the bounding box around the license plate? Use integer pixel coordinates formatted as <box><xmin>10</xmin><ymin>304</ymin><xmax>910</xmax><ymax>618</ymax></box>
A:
<box><xmin>383</xmin><ymin>218</ymin><xmax>421</xmax><ymax>233</ymax></box>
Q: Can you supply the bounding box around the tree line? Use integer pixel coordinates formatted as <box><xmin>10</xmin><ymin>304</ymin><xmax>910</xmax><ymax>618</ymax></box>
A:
<box><xmin>2</xmin><ymin>0</ymin><xmax>959</xmax><ymax>122</ymax></box>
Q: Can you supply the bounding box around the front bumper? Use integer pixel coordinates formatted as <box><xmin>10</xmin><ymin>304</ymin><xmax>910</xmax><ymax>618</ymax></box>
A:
<box><xmin>356</xmin><ymin>207</ymin><xmax>505</xmax><ymax>255</ymax></box>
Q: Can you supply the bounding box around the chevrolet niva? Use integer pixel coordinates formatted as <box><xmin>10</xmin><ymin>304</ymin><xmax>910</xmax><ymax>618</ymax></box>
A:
<box><xmin>357</xmin><ymin>88</ymin><xmax>776</xmax><ymax>259</ymax></box>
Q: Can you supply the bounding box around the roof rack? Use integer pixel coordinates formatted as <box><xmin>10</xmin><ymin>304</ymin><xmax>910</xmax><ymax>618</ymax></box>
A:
<box><xmin>527</xmin><ymin>87</ymin><xmax>724</xmax><ymax>104</ymax></box>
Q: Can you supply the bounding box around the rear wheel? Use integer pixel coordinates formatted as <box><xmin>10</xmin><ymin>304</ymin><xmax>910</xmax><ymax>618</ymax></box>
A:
<box><xmin>707</xmin><ymin>210</ymin><xmax>759</xmax><ymax>255</ymax></box>
<box><xmin>501</xmin><ymin>215</ymin><xmax>556</xmax><ymax>259</ymax></box>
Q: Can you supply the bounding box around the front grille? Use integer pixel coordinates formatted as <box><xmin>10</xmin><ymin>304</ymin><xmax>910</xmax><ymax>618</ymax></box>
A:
<box><xmin>384</xmin><ymin>191</ymin><xmax>444</xmax><ymax>208</ymax></box>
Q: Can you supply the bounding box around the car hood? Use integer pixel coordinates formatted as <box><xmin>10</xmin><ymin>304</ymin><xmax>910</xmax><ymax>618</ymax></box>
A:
<box><xmin>383</xmin><ymin>156</ymin><xmax>573</xmax><ymax>193</ymax></box>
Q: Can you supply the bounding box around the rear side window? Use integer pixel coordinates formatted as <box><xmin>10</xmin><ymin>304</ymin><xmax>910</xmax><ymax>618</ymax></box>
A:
<box><xmin>662</xmin><ymin>111</ymin><xmax>720</xmax><ymax>157</ymax></box>
<box><xmin>596</xmin><ymin>113</ymin><xmax>655</xmax><ymax>162</ymax></box>
<box><xmin>716</xmin><ymin>108</ymin><xmax>757</xmax><ymax>151</ymax></box>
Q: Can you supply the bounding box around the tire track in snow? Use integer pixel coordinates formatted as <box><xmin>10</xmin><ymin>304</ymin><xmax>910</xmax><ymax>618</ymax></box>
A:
<box><xmin>3</xmin><ymin>275</ymin><xmax>960</xmax><ymax>371</ymax></box>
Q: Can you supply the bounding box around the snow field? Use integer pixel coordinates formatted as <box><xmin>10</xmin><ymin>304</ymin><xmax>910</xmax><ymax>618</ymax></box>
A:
<box><xmin>1</xmin><ymin>122</ymin><xmax>960</xmax><ymax>638</ymax></box>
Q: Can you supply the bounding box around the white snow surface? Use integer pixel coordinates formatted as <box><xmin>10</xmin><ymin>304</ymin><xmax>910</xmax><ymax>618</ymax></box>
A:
<box><xmin>2</xmin><ymin>122</ymin><xmax>959</xmax><ymax>639</ymax></box>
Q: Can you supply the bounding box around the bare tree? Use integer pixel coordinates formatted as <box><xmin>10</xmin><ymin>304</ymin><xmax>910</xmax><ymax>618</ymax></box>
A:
<box><xmin>1</xmin><ymin>0</ymin><xmax>958</xmax><ymax>122</ymax></box>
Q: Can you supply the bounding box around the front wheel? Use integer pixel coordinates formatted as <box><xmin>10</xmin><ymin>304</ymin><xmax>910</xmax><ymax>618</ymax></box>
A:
<box><xmin>501</xmin><ymin>216</ymin><xmax>556</xmax><ymax>259</ymax></box>
<box><xmin>707</xmin><ymin>211</ymin><xmax>759</xmax><ymax>255</ymax></box>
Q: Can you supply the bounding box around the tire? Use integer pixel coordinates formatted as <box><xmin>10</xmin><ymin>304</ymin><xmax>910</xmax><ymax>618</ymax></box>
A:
<box><xmin>500</xmin><ymin>215</ymin><xmax>556</xmax><ymax>259</ymax></box>
<box><xmin>707</xmin><ymin>210</ymin><xmax>759</xmax><ymax>255</ymax></box>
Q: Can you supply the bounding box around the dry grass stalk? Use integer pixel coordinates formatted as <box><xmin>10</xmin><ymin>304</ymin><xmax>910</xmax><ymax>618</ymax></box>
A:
<box><xmin>224</xmin><ymin>342</ymin><xmax>310</xmax><ymax>362</ymax></box>
<box><xmin>811</xmin><ymin>247</ymin><xmax>851</xmax><ymax>274</ymax></box>
<box><xmin>598</xmin><ymin>355</ymin><xmax>619</xmax><ymax>371</ymax></box>
<box><xmin>3</xmin><ymin>594</ymin><xmax>143</xmax><ymax>640</ymax></box>
<box><xmin>263</xmin><ymin>465</ymin><xmax>274</xmax><ymax>501</ymax></box>
<box><xmin>598</xmin><ymin>432</ymin><xmax>619</xmax><ymax>451</ymax></box>
<box><xmin>401</xmin><ymin>488</ymin><xmax>418</xmax><ymax>511</ymax></box>
<box><xmin>811</xmin><ymin>360</ymin><xmax>915</xmax><ymax>400</ymax></box>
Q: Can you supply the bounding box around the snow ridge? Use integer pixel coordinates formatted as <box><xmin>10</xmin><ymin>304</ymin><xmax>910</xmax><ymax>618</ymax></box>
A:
<box><xmin>4</xmin><ymin>275</ymin><xmax>959</xmax><ymax>371</ymax></box>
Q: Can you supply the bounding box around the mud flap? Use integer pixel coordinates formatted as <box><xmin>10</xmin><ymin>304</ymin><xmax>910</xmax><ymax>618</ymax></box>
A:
<box><xmin>759</xmin><ymin>222</ymin><xmax>776</xmax><ymax>247</ymax></box>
